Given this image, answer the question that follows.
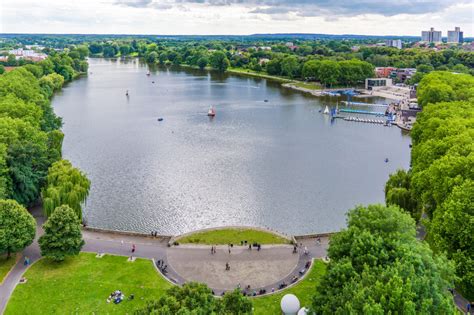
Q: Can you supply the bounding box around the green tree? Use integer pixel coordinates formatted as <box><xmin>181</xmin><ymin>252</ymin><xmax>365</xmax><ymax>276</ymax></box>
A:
<box><xmin>265</xmin><ymin>58</ymin><xmax>281</xmax><ymax>75</ymax></box>
<box><xmin>210</xmin><ymin>51</ymin><xmax>230</xmax><ymax>72</ymax></box>
<box><xmin>0</xmin><ymin>199</ymin><xmax>36</xmax><ymax>257</ymax></box>
<box><xmin>197</xmin><ymin>56</ymin><xmax>209</xmax><ymax>70</ymax></box>
<box><xmin>0</xmin><ymin>64</ymin><xmax>5</xmax><ymax>75</ymax></box>
<box><xmin>222</xmin><ymin>289</ymin><xmax>253</xmax><ymax>314</ymax></box>
<box><xmin>0</xmin><ymin>117</ymin><xmax>49</xmax><ymax>205</ymax></box>
<box><xmin>417</xmin><ymin>71</ymin><xmax>474</xmax><ymax>107</ymax></box>
<box><xmin>302</xmin><ymin>60</ymin><xmax>320</xmax><ymax>80</ymax></box>
<box><xmin>384</xmin><ymin>169</ymin><xmax>419</xmax><ymax>219</ymax></box>
<box><xmin>135</xmin><ymin>282</ymin><xmax>252</xmax><ymax>314</ymax></box>
<box><xmin>39</xmin><ymin>205</ymin><xmax>84</xmax><ymax>261</ymax></box>
<box><xmin>42</xmin><ymin>159</ymin><xmax>90</xmax><ymax>220</ymax></box>
<box><xmin>318</xmin><ymin>60</ymin><xmax>340</xmax><ymax>87</ymax></box>
<box><xmin>312</xmin><ymin>204</ymin><xmax>455</xmax><ymax>314</ymax></box>
<box><xmin>145</xmin><ymin>51</ymin><xmax>158</xmax><ymax>64</ymax></box>
<box><xmin>429</xmin><ymin>180</ymin><xmax>474</xmax><ymax>299</ymax></box>
<box><xmin>280</xmin><ymin>55</ymin><xmax>300</xmax><ymax>78</ymax></box>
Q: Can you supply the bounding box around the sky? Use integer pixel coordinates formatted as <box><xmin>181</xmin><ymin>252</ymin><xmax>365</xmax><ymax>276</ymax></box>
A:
<box><xmin>1</xmin><ymin>0</ymin><xmax>473</xmax><ymax>36</ymax></box>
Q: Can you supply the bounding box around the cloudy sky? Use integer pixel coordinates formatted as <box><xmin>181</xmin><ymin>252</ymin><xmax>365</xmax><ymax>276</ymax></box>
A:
<box><xmin>1</xmin><ymin>0</ymin><xmax>473</xmax><ymax>36</ymax></box>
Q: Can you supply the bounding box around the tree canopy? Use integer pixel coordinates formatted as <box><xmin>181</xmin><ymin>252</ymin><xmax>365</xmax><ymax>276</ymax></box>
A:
<box><xmin>0</xmin><ymin>199</ymin><xmax>36</xmax><ymax>257</ymax></box>
<box><xmin>39</xmin><ymin>204</ymin><xmax>84</xmax><ymax>261</ymax></box>
<box><xmin>42</xmin><ymin>159</ymin><xmax>90</xmax><ymax>220</ymax></box>
<box><xmin>135</xmin><ymin>282</ymin><xmax>252</xmax><ymax>314</ymax></box>
<box><xmin>386</xmin><ymin>71</ymin><xmax>474</xmax><ymax>299</ymax></box>
<box><xmin>312</xmin><ymin>204</ymin><xmax>455</xmax><ymax>314</ymax></box>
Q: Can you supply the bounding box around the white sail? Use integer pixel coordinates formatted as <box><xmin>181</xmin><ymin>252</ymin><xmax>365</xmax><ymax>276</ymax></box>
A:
<box><xmin>323</xmin><ymin>106</ymin><xmax>330</xmax><ymax>114</ymax></box>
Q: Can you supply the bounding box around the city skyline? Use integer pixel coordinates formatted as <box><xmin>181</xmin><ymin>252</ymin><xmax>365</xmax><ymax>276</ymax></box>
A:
<box><xmin>1</xmin><ymin>0</ymin><xmax>473</xmax><ymax>36</ymax></box>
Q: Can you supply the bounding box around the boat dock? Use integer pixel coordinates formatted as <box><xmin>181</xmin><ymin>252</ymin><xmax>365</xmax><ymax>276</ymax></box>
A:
<box><xmin>339</xmin><ymin>108</ymin><xmax>386</xmax><ymax>116</ymax></box>
<box><xmin>342</xmin><ymin>116</ymin><xmax>389</xmax><ymax>125</ymax></box>
<box><xmin>341</xmin><ymin>101</ymin><xmax>388</xmax><ymax>107</ymax></box>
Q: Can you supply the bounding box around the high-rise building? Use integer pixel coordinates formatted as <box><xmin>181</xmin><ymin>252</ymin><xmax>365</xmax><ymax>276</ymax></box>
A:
<box><xmin>421</xmin><ymin>27</ymin><xmax>442</xmax><ymax>43</ymax></box>
<box><xmin>447</xmin><ymin>27</ymin><xmax>463</xmax><ymax>43</ymax></box>
<box><xmin>385</xmin><ymin>39</ymin><xmax>402</xmax><ymax>49</ymax></box>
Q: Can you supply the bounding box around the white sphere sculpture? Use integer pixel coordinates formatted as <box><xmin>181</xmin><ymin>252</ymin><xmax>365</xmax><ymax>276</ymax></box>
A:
<box><xmin>281</xmin><ymin>294</ymin><xmax>300</xmax><ymax>315</ymax></box>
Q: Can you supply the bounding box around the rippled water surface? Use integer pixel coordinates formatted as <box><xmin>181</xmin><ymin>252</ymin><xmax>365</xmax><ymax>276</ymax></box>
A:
<box><xmin>53</xmin><ymin>58</ymin><xmax>410</xmax><ymax>235</ymax></box>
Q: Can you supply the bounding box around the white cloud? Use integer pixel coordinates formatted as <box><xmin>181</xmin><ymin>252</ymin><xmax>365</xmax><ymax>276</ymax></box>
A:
<box><xmin>0</xmin><ymin>0</ymin><xmax>472</xmax><ymax>36</ymax></box>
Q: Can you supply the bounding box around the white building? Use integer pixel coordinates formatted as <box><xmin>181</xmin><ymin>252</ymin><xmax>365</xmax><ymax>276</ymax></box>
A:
<box><xmin>385</xmin><ymin>39</ymin><xmax>402</xmax><ymax>49</ymax></box>
<box><xmin>8</xmin><ymin>48</ymin><xmax>47</xmax><ymax>61</ymax></box>
<box><xmin>447</xmin><ymin>27</ymin><xmax>463</xmax><ymax>43</ymax></box>
<box><xmin>421</xmin><ymin>27</ymin><xmax>442</xmax><ymax>43</ymax></box>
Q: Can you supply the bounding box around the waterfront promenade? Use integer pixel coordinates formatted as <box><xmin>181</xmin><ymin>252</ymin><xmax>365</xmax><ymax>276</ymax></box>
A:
<box><xmin>0</xmin><ymin>208</ymin><xmax>329</xmax><ymax>314</ymax></box>
<box><xmin>0</xmin><ymin>207</ymin><xmax>469</xmax><ymax>314</ymax></box>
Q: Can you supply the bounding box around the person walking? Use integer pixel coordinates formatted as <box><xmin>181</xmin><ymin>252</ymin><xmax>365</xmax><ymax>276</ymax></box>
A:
<box><xmin>132</xmin><ymin>244</ymin><xmax>136</xmax><ymax>253</ymax></box>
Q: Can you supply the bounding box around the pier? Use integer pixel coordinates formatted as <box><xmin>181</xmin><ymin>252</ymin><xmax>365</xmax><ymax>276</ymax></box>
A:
<box><xmin>341</xmin><ymin>101</ymin><xmax>388</xmax><ymax>107</ymax></box>
<box><xmin>339</xmin><ymin>108</ymin><xmax>386</xmax><ymax>116</ymax></box>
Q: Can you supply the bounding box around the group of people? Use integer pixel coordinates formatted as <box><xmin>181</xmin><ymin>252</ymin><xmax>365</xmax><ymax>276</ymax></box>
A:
<box><xmin>292</xmin><ymin>243</ymin><xmax>309</xmax><ymax>255</ymax></box>
<box><xmin>150</xmin><ymin>231</ymin><xmax>159</xmax><ymax>237</ymax></box>
<box><xmin>107</xmin><ymin>290</ymin><xmax>133</xmax><ymax>304</ymax></box>
<box><xmin>156</xmin><ymin>259</ymin><xmax>167</xmax><ymax>273</ymax></box>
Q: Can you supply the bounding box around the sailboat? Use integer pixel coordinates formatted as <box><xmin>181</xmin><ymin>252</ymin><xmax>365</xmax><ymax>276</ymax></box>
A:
<box><xmin>207</xmin><ymin>106</ymin><xmax>216</xmax><ymax>117</ymax></box>
<box><xmin>323</xmin><ymin>105</ymin><xmax>330</xmax><ymax>115</ymax></box>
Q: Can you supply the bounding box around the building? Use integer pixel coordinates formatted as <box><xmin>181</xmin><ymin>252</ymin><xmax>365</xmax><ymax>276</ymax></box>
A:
<box><xmin>7</xmin><ymin>48</ymin><xmax>47</xmax><ymax>61</ymax></box>
<box><xmin>447</xmin><ymin>27</ymin><xmax>463</xmax><ymax>43</ymax></box>
<box><xmin>365</xmin><ymin>78</ymin><xmax>393</xmax><ymax>90</ymax></box>
<box><xmin>385</xmin><ymin>39</ymin><xmax>402</xmax><ymax>49</ymax></box>
<box><xmin>375</xmin><ymin>67</ymin><xmax>397</xmax><ymax>78</ymax></box>
<box><xmin>421</xmin><ymin>27</ymin><xmax>442</xmax><ymax>43</ymax></box>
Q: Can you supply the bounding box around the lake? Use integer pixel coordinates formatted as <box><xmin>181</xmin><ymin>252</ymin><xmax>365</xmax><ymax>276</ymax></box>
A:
<box><xmin>53</xmin><ymin>58</ymin><xmax>411</xmax><ymax>236</ymax></box>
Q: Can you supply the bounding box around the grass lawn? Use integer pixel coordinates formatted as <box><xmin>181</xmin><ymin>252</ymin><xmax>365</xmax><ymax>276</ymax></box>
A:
<box><xmin>227</xmin><ymin>68</ymin><xmax>292</xmax><ymax>83</ymax></box>
<box><xmin>291</xmin><ymin>81</ymin><xmax>323</xmax><ymax>91</ymax></box>
<box><xmin>177</xmin><ymin>228</ymin><xmax>291</xmax><ymax>245</ymax></box>
<box><xmin>0</xmin><ymin>254</ymin><xmax>18</xmax><ymax>283</ymax></box>
<box><xmin>5</xmin><ymin>253</ymin><xmax>171</xmax><ymax>315</ymax></box>
<box><xmin>252</xmin><ymin>260</ymin><xmax>327</xmax><ymax>315</ymax></box>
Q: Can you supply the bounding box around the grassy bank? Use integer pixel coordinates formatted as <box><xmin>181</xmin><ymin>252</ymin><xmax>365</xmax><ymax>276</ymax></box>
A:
<box><xmin>226</xmin><ymin>68</ymin><xmax>292</xmax><ymax>83</ymax></box>
<box><xmin>0</xmin><ymin>254</ymin><xmax>18</xmax><ymax>283</ymax></box>
<box><xmin>176</xmin><ymin>227</ymin><xmax>291</xmax><ymax>245</ymax></box>
<box><xmin>253</xmin><ymin>260</ymin><xmax>327</xmax><ymax>314</ymax></box>
<box><xmin>5</xmin><ymin>253</ymin><xmax>171</xmax><ymax>315</ymax></box>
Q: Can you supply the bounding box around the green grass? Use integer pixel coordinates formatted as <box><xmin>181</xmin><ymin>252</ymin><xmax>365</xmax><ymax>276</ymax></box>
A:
<box><xmin>290</xmin><ymin>81</ymin><xmax>323</xmax><ymax>91</ymax></box>
<box><xmin>252</xmin><ymin>260</ymin><xmax>327</xmax><ymax>315</ymax></box>
<box><xmin>5</xmin><ymin>253</ymin><xmax>171</xmax><ymax>315</ymax></box>
<box><xmin>176</xmin><ymin>228</ymin><xmax>291</xmax><ymax>245</ymax></box>
<box><xmin>227</xmin><ymin>68</ymin><xmax>292</xmax><ymax>83</ymax></box>
<box><xmin>0</xmin><ymin>254</ymin><xmax>18</xmax><ymax>283</ymax></box>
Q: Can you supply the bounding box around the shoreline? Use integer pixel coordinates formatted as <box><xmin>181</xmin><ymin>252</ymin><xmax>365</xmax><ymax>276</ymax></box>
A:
<box><xmin>82</xmin><ymin>224</ymin><xmax>339</xmax><ymax>241</ymax></box>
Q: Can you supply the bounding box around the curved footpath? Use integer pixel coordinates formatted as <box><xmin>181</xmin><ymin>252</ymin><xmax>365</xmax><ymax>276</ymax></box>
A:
<box><xmin>0</xmin><ymin>208</ymin><xmax>470</xmax><ymax>314</ymax></box>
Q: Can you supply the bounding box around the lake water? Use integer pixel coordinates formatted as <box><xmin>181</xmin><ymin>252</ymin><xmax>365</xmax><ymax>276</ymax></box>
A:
<box><xmin>53</xmin><ymin>58</ymin><xmax>411</xmax><ymax>236</ymax></box>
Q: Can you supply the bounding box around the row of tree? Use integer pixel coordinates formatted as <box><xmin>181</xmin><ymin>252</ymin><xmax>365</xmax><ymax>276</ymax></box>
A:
<box><xmin>0</xmin><ymin>50</ymin><xmax>90</xmax><ymax>262</ymax></box>
<box><xmin>385</xmin><ymin>72</ymin><xmax>474</xmax><ymax>299</ymax></box>
<box><xmin>83</xmin><ymin>38</ymin><xmax>473</xmax><ymax>81</ymax></box>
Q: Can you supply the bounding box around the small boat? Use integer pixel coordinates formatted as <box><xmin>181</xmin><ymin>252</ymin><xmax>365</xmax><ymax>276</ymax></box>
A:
<box><xmin>264</xmin><ymin>99</ymin><xmax>269</xmax><ymax>102</ymax></box>
<box><xmin>385</xmin><ymin>158</ymin><xmax>389</xmax><ymax>163</ymax></box>
<box><xmin>126</xmin><ymin>90</ymin><xmax>129</xmax><ymax>96</ymax></box>
<box><xmin>323</xmin><ymin>106</ymin><xmax>330</xmax><ymax>115</ymax></box>
<box><xmin>157</xmin><ymin>118</ymin><xmax>164</xmax><ymax>122</ymax></box>
<box><xmin>146</xmin><ymin>71</ymin><xmax>150</xmax><ymax>76</ymax></box>
<box><xmin>207</xmin><ymin>106</ymin><xmax>216</xmax><ymax>117</ymax></box>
